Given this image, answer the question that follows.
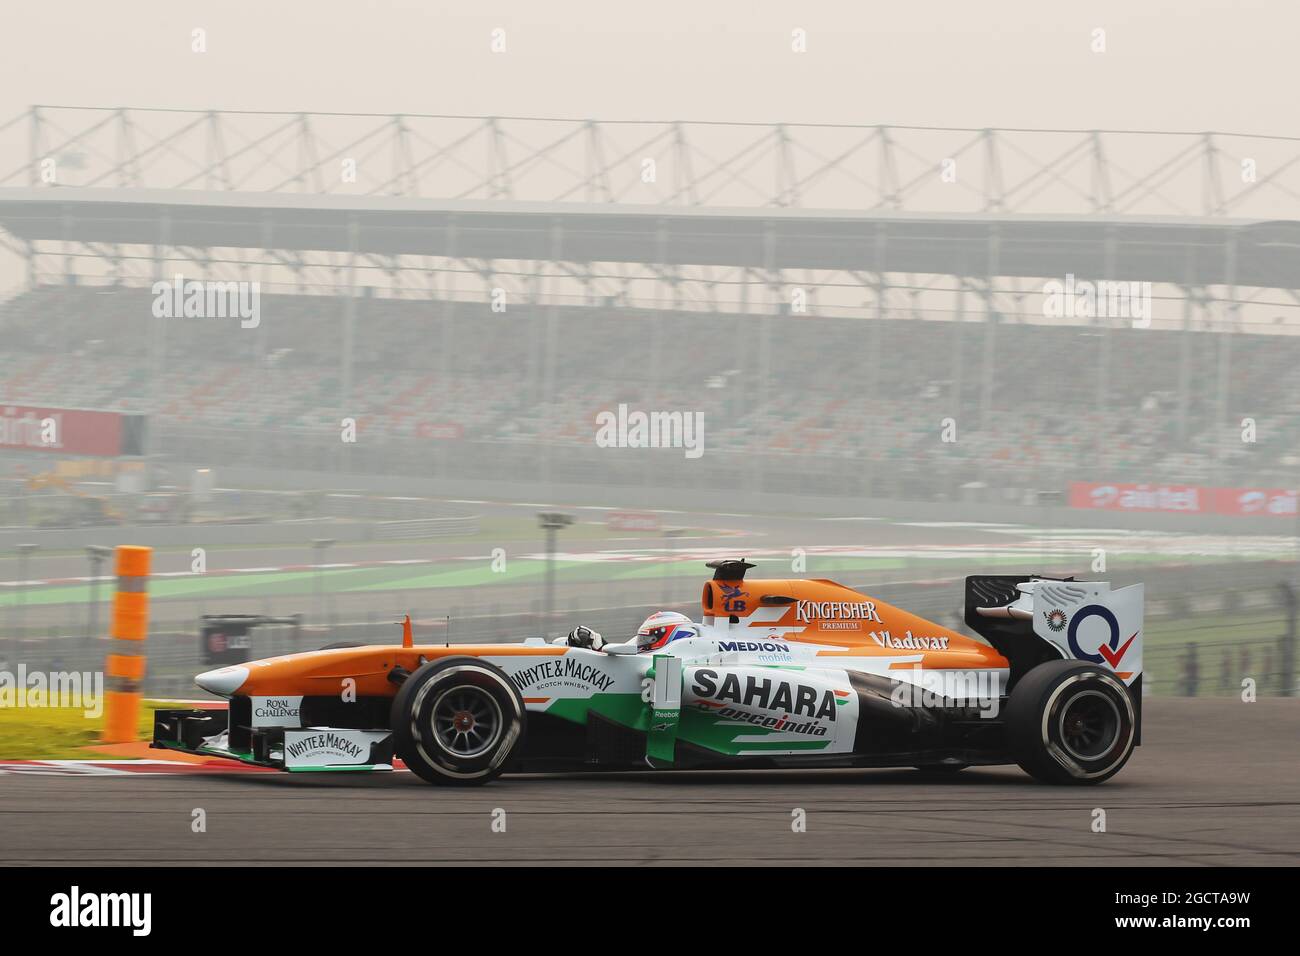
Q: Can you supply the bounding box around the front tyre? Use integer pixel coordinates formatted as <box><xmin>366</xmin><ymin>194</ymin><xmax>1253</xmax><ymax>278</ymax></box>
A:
<box><xmin>392</xmin><ymin>657</ymin><xmax>526</xmax><ymax>786</ymax></box>
<box><xmin>1004</xmin><ymin>660</ymin><xmax>1136</xmax><ymax>785</ymax></box>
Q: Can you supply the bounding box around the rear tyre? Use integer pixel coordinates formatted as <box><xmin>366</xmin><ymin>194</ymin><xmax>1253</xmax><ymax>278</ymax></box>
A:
<box><xmin>391</xmin><ymin>656</ymin><xmax>526</xmax><ymax>786</ymax></box>
<box><xmin>1005</xmin><ymin>660</ymin><xmax>1136</xmax><ymax>785</ymax></box>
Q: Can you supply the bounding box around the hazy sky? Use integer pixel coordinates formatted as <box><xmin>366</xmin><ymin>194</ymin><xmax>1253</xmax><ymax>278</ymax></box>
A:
<box><xmin>0</xmin><ymin>0</ymin><xmax>1292</xmax><ymax>133</ymax></box>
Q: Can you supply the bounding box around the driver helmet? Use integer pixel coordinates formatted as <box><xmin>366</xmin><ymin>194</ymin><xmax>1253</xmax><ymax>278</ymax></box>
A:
<box><xmin>636</xmin><ymin>611</ymin><xmax>695</xmax><ymax>653</ymax></box>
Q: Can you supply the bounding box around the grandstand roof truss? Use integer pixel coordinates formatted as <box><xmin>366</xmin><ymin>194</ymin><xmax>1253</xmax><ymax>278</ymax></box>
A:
<box><xmin>6</xmin><ymin>106</ymin><xmax>1300</xmax><ymax>217</ymax></box>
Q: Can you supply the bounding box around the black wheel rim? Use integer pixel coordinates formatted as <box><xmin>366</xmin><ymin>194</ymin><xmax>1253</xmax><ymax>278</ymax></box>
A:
<box><xmin>1056</xmin><ymin>689</ymin><xmax>1121</xmax><ymax>761</ymax></box>
<box><xmin>431</xmin><ymin>686</ymin><xmax>503</xmax><ymax>758</ymax></box>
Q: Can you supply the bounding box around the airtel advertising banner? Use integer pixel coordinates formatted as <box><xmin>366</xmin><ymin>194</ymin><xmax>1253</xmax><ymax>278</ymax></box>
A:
<box><xmin>1070</xmin><ymin>482</ymin><xmax>1297</xmax><ymax>517</ymax></box>
<box><xmin>1211</xmin><ymin>487</ymin><xmax>1298</xmax><ymax>517</ymax></box>
<box><xmin>0</xmin><ymin>405</ymin><xmax>144</xmax><ymax>457</ymax></box>
<box><xmin>1069</xmin><ymin>483</ymin><xmax>1205</xmax><ymax>513</ymax></box>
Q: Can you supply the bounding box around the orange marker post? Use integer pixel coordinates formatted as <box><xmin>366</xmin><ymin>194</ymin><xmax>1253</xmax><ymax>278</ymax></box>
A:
<box><xmin>102</xmin><ymin>545</ymin><xmax>152</xmax><ymax>743</ymax></box>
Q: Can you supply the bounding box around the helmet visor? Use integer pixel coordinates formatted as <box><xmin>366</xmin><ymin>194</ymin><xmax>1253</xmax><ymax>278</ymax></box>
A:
<box><xmin>636</xmin><ymin>624</ymin><xmax>672</xmax><ymax>652</ymax></box>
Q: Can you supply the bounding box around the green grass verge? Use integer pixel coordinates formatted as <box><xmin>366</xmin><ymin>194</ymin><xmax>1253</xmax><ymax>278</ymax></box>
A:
<box><xmin>0</xmin><ymin>700</ymin><xmax>183</xmax><ymax>760</ymax></box>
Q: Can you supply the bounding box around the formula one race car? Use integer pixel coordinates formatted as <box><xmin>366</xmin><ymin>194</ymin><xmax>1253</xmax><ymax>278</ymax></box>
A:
<box><xmin>153</xmin><ymin>560</ymin><xmax>1145</xmax><ymax>786</ymax></box>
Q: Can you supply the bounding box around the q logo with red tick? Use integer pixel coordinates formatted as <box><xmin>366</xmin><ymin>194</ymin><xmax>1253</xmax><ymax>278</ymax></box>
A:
<box><xmin>1066</xmin><ymin>605</ymin><xmax>1137</xmax><ymax>670</ymax></box>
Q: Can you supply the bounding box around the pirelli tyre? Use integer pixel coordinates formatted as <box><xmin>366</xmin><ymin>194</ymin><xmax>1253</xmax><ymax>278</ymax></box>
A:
<box><xmin>1005</xmin><ymin>660</ymin><xmax>1136</xmax><ymax>785</ymax></box>
<box><xmin>392</xmin><ymin>656</ymin><xmax>526</xmax><ymax>786</ymax></box>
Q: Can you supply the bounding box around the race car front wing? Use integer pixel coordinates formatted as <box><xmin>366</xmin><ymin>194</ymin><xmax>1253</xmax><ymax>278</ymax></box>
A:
<box><xmin>151</xmin><ymin>708</ymin><xmax>396</xmax><ymax>772</ymax></box>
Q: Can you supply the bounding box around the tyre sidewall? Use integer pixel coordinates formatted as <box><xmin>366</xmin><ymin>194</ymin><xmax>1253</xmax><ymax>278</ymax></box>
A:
<box><xmin>1006</xmin><ymin>661</ymin><xmax>1136</xmax><ymax>785</ymax></box>
<box><xmin>393</xmin><ymin>657</ymin><xmax>526</xmax><ymax>785</ymax></box>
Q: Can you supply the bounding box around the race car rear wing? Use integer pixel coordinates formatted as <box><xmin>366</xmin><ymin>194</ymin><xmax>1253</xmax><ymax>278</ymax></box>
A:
<box><xmin>965</xmin><ymin>574</ymin><xmax>1144</xmax><ymax>741</ymax></box>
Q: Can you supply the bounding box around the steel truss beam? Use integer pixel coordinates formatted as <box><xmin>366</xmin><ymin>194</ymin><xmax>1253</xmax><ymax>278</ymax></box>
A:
<box><xmin>6</xmin><ymin>107</ymin><xmax>1300</xmax><ymax>219</ymax></box>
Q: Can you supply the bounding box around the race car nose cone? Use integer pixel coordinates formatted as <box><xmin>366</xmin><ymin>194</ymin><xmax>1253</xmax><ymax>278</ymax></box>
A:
<box><xmin>194</xmin><ymin>666</ymin><xmax>249</xmax><ymax>697</ymax></box>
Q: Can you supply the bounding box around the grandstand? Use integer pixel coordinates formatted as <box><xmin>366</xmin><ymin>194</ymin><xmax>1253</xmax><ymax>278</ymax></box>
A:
<box><xmin>0</xmin><ymin>108</ymin><xmax>1298</xmax><ymax>506</ymax></box>
<box><xmin>1</xmin><ymin>284</ymin><xmax>1297</xmax><ymax>501</ymax></box>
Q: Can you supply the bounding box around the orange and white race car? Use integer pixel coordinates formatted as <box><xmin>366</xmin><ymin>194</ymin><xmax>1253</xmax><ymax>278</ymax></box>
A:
<box><xmin>152</xmin><ymin>559</ymin><xmax>1144</xmax><ymax>786</ymax></box>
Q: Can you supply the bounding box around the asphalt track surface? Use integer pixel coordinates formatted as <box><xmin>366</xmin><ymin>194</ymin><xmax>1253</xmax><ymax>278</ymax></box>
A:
<box><xmin>3</xmin><ymin>699</ymin><xmax>1297</xmax><ymax>866</ymax></box>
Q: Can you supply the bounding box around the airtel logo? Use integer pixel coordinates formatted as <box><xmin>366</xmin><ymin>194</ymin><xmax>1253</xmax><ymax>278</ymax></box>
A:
<box><xmin>1237</xmin><ymin>490</ymin><xmax>1298</xmax><ymax>516</ymax></box>
<box><xmin>1238</xmin><ymin>491</ymin><xmax>1266</xmax><ymax>513</ymax></box>
<box><xmin>1090</xmin><ymin>486</ymin><xmax>1119</xmax><ymax>506</ymax></box>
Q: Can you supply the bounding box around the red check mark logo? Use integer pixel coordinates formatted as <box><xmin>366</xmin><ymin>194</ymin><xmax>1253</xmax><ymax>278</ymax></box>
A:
<box><xmin>1098</xmin><ymin>631</ymin><xmax>1138</xmax><ymax>669</ymax></box>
